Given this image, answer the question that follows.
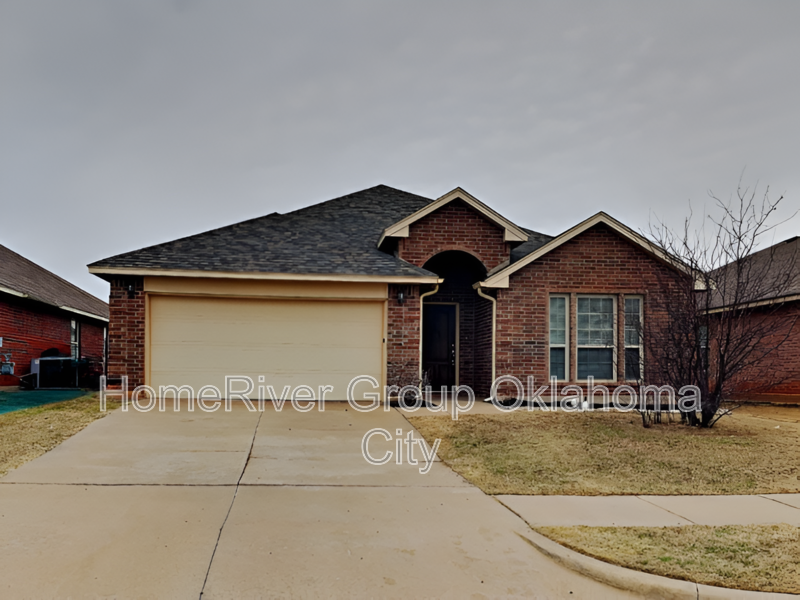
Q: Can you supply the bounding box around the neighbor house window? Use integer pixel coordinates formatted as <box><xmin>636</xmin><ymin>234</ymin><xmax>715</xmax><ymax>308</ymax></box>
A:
<box><xmin>549</xmin><ymin>295</ymin><xmax>568</xmax><ymax>380</ymax></box>
<box><xmin>624</xmin><ymin>297</ymin><xmax>643</xmax><ymax>381</ymax></box>
<box><xmin>70</xmin><ymin>320</ymin><xmax>80</xmax><ymax>360</ymax></box>
<box><xmin>698</xmin><ymin>324</ymin><xmax>709</xmax><ymax>367</ymax></box>
<box><xmin>577</xmin><ymin>296</ymin><xmax>615</xmax><ymax>380</ymax></box>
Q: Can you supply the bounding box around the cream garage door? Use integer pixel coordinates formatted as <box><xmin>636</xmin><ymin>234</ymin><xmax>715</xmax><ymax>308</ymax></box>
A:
<box><xmin>149</xmin><ymin>295</ymin><xmax>384</xmax><ymax>400</ymax></box>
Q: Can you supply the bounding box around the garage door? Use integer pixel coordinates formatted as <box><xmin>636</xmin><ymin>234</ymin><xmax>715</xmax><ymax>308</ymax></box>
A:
<box><xmin>149</xmin><ymin>296</ymin><xmax>384</xmax><ymax>400</ymax></box>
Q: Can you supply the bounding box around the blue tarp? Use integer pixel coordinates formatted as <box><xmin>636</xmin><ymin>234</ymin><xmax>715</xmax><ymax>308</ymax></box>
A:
<box><xmin>0</xmin><ymin>390</ymin><xmax>85</xmax><ymax>415</ymax></box>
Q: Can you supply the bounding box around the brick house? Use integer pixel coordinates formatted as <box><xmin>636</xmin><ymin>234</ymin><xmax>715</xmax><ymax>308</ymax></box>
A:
<box><xmin>89</xmin><ymin>186</ymin><xmax>687</xmax><ymax>399</ymax></box>
<box><xmin>0</xmin><ymin>244</ymin><xmax>109</xmax><ymax>388</ymax></box>
<box><xmin>712</xmin><ymin>236</ymin><xmax>800</xmax><ymax>402</ymax></box>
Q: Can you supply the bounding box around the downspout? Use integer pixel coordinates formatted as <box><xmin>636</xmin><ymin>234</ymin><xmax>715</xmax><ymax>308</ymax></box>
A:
<box><xmin>418</xmin><ymin>284</ymin><xmax>440</xmax><ymax>383</ymax></box>
<box><xmin>476</xmin><ymin>285</ymin><xmax>497</xmax><ymax>387</ymax></box>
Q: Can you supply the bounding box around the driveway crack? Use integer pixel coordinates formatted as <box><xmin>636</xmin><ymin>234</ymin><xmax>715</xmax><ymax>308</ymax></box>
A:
<box><xmin>198</xmin><ymin>412</ymin><xmax>262</xmax><ymax>599</ymax></box>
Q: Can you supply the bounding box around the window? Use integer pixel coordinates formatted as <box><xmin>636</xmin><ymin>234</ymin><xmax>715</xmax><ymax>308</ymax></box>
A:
<box><xmin>577</xmin><ymin>296</ymin><xmax>615</xmax><ymax>379</ymax></box>
<box><xmin>624</xmin><ymin>297</ymin><xmax>643</xmax><ymax>381</ymax></box>
<box><xmin>70</xmin><ymin>320</ymin><xmax>80</xmax><ymax>360</ymax></box>
<box><xmin>549</xmin><ymin>295</ymin><xmax>568</xmax><ymax>380</ymax></box>
<box><xmin>698</xmin><ymin>324</ymin><xmax>709</xmax><ymax>367</ymax></box>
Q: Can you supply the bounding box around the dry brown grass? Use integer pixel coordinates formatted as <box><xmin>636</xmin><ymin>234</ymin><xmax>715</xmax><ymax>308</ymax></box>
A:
<box><xmin>537</xmin><ymin>524</ymin><xmax>800</xmax><ymax>594</ymax></box>
<box><xmin>0</xmin><ymin>393</ymin><xmax>111</xmax><ymax>477</ymax></box>
<box><xmin>408</xmin><ymin>408</ymin><xmax>800</xmax><ymax>495</ymax></box>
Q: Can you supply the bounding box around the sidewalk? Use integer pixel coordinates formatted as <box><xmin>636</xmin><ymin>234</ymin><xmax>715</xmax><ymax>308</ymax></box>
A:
<box><xmin>497</xmin><ymin>493</ymin><xmax>800</xmax><ymax>527</ymax></box>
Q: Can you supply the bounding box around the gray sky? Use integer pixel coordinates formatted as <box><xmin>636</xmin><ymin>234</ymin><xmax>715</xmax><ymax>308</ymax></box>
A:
<box><xmin>2</xmin><ymin>1</ymin><xmax>799</xmax><ymax>300</ymax></box>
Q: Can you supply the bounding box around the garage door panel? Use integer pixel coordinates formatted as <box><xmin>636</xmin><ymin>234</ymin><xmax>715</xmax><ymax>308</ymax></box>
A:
<box><xmin>149</xmin><ymin>296</ymin><xmax>384</xmax><ymax>399</ymax></box>
<box><xmin>153</xmin><ymin>305</ymin><xmax>382</xmax><ymax>347</ymax></box>
<box><xmin>150</xmin><ymin>345</ymin><xmax>382</xmax><ymax>374</ymax></box>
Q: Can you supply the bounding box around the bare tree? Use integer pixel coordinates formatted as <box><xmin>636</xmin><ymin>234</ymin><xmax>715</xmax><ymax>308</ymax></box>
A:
<box><xmin>646</xmin><ymin>180</ymin><xmax>798</xmax><ymax>427</ymax></box>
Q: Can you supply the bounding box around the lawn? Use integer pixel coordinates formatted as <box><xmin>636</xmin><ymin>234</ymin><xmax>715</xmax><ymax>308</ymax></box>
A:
<box><xmin>537</xmin><ymin>524</ymin><xmax>800</xmax><ymax>594</ymax></box>
<box><xmin>0</xmin><ymin>392</ymin><xmax>111</xmax><ymax>477</ymax></box>
<box><xmin>407</xmin><ymin>407</ymin><xmax>800</xmax><ymax>495</ymax></box>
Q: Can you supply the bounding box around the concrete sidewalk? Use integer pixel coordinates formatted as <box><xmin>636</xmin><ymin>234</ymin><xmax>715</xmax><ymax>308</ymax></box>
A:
<box><xmin>0</xmin><ymin>404</ymin><xmax>640</xmax><ymax>598</ymax></box>
<box><xmin>498</xmin><ymin>493</ymin><xmax>800</xmax><ymax>527</ymax></box>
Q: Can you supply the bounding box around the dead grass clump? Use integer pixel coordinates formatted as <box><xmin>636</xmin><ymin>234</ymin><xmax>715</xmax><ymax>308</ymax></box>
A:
<box><xmin>537</xmin><ymin>524</ymin><xmax>800</xmax><ymax>594</ymax></box>
<box><xmin>408</xmin><ymin>410</ymin><xmax>800</xmax><ymax>495</ymax></box>
<box><xmin>0</xmin><ymin>393</ymin><xmax>110</xmax><ymax>477</ymax></box>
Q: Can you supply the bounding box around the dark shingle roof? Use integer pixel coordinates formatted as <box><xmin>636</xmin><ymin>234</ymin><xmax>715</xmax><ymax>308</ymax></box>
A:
<box><xmin>710</xmin><ymin>236</ymin><xmax>800</xmax><ymax>307</ymax></box>
<box><xmin>510</xmin><ymin>228</ymin><xmax>554</xmax><ymax>263</ymax></box>
<box><xmin>0</xmin><ymin>244</ymin><xmax>109</xmax><ymax>320</ymax></box>
<box><xmin>90</xmin><ymin>186</ymin><xmax>438</xmax><ymax>278</ymax></box>
<box><xmin>90</xmin><ymin>184</ymin><xmax>554</xmax><ymax>280</ymax></box>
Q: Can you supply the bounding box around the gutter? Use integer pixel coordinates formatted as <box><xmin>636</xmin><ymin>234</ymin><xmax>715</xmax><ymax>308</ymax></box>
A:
<box><xmin>88</xmin><ymin>266</ymin><xmax>441</xmax><ymax>285</ymax></box>
<box><xmin>705</xmin><ymin>292</ymin><xmax>800</xmax><ymax>314</ymax></box>
<box><xmin>418</xmin><ymin>285</ymin><xmax>440</xmax><ymax>383</ymax></box>
<box><xmin>0</xmin><ymin>284</ymin><xmax>28</xmax><ymax>299</ymax></box>
<box><xmin>476</xmin><ymin>286</ymin><xmax>497</xmax><ymax>385</ymax></box>
<box><xmin>59</xmin><ymin>305</ymin><xmax>110</xmax><ymax>322</ymax></box>
<box><xmin>1</xmin><ymin>285</ymin><xmax>107</xmax><ymax>322</ymax></box>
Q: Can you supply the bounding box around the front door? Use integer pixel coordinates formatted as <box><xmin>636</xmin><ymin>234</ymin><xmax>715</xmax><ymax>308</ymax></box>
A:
<box><xmin>422</xmin><ymin>304</ymin><xmax>456</xmax><ymax>388</ymax></box>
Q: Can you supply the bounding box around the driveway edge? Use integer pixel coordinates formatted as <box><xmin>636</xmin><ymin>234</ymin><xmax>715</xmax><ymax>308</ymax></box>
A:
<box><xmin>517</xmin><ymin>529</ymin><xmax>799</xmax><ymax>599</ymax></box>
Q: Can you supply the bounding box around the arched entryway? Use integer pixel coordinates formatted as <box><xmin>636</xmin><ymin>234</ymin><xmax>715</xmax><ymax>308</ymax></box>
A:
<box><xmin>421</xmin><ymin>251</ymin><xmax>493</xmax><ymax>395</ymax></box>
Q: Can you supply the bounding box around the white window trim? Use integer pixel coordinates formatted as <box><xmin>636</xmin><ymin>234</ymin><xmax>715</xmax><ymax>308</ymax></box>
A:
<box><xmin>70</xmin><ymin>320</ymin><xmax>80</xmax><ymax>360</ymax></box>
<box><xmin>576</xmin><ymin>294</ymin><xmax>617</xmax><ymax>382</ymax></box>
<box><xmin>548</xmin><ymin>294</ymin><xmax>569</xmax><ymax>381</ymax></box>
<box><xmin>624</xmin><ymin>296</ymin><xmax>644</xmax><ymax>381</ymax></box>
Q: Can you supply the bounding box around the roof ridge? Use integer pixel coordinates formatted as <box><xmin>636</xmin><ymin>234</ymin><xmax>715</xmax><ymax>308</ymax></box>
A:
<box><xmin>284</xmin><ymin>184</ymin><xmax>434</xmax><ymax>217</ymax></box>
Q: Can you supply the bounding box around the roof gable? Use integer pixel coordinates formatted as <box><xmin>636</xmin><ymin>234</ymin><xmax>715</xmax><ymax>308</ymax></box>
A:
<box><xmin>479</xmin><ymin>212</ymin><xmax>690</xmax><ymax>288</ymax></box>
<box><xmin>379</xmin><ymin>187</ymin><xmax>529</xmax><ymax>246</ymax></box>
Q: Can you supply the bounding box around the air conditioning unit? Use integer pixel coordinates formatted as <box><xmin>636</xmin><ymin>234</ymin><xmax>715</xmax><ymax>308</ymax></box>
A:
<box><xmin>30</xmin><ymin>357</ymin><xmax>78</xmax><ymax>388</ymax></box>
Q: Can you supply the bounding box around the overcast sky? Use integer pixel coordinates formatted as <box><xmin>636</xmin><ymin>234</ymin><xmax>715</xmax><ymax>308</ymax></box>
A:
<box><xmin>2</xmin><ymin>1</ymin><xmax>799</xmax><ymax>300</ymax></box>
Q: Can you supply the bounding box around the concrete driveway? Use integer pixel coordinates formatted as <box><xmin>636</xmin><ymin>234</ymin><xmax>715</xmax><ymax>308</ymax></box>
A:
<box><xmin>0</xmin><ymin>403</ymin><xmax>638</xmax><ymax>598</ymax></box>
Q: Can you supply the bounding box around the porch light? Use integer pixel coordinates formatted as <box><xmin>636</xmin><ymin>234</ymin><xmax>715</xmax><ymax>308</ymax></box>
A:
<box><xmin>397</xmin><ymin>290</ymin><xmax>405</xmax><ymax>305</ymax></box>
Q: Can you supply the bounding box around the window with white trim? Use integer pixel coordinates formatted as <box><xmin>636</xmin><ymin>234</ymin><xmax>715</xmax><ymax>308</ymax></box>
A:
<box><xmin>624</xmin><ymin>297</ymin><xmax>643</xmax><ymax>381</ymax></box>
<box><xmin>70</xmin><ymin>320</ymin><xmax>80</xmax><ymax>360</ymax></box>
<box><xmin>549</xmin><ymin>295</ymin><xmax>568</xmax><ymax>380</ymax></box>
<box><xmin>577</xmin><ymin>296</ymin><xmax>615</xmax><ymax>380</ymax></box>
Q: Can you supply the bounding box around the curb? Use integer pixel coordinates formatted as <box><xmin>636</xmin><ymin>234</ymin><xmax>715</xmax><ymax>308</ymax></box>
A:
<box><xmin>517</xmin><ymin>529</ymin><xmax>798</xmax><ymax>599</ymax></box>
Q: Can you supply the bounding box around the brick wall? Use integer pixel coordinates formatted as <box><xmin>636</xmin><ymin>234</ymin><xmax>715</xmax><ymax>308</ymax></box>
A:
<box><xmin>398</xmin><ymin>200</ymin><xmax>510</xmax><ymax>271</ymax></box>
<box><xmin>386</xmin><ymin>284</ymin><xmax>422</xmax><ymax>387</ymax></box>
<box><xmin>731</xmin><ymin>300</ymin><xmax>800</xmax><ymax>398</ymax></box>
<box><xmin>474</xmin><ymin>292</ymin><xmax>494</xmax><ymax>397</ymax></box>
<box><xmin>80</xmin><ymin>321</ymin><xmax>106</xmax><ymax>360</ymax></box>
<box><xmin>107</xmin><ymin>277</ymin><xmax>145</xmax><ymax>389</ymax></box>
<box><xmin>494</xmin><ymin>223</ymin><xmax>681</xmax><ymax>391</ymax></box>
<box><xmin>0</xmin><ymin>295</ymin><xmax>107</xmax><ymax>386</ymax></box>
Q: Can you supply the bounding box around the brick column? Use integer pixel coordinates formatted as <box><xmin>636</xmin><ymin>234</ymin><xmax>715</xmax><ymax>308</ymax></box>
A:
<box><xmin>386</xmin><ymin>284</ymin><xmax>421</xmax><ymax>387</ymax></box>
<box><xmin>108</xmin><ymin>277</ymin><xmax>145</xmax><ymax>389</ymax></box>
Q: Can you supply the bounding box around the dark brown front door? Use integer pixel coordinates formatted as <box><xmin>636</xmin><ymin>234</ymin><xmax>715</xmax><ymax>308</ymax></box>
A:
<box><xmin>422</xmin><ymin>304</ymin><xmax>456</xmax><ymax>388</ymax></box>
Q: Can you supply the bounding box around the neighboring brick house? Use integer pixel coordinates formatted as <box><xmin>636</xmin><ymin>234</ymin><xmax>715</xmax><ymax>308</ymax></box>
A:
<box><xmin>0</xmin><ymin>244</ymin><xmax>109</xmax><ymax>388</ymax></box>
<box><xmin>711</xmin><ymin>236</ymin><xmax>800</xmax><ymax>402</ymax></box>
<box><xmin>89</xmin><ymin>186</ymin><xmax>689</xmax><ymax>399</ymax></box>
